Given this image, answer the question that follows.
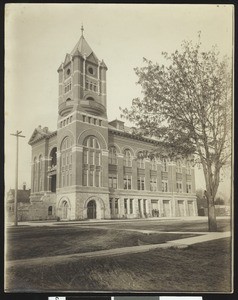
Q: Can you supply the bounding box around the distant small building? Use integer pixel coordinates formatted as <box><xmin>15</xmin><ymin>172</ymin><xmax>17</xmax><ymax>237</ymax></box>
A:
<box><xmin>6</xmin><ymin>183</ymin><xmax>31</xmax><ymax>221</ymax></box>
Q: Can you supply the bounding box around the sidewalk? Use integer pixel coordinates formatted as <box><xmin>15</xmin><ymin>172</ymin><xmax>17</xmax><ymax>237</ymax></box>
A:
<box><xmin>6</xmin><ymin>230</ymin><xmax>231</xmax><ymax>269</ymax></box>
<box><xmin>6</xmin><ymin>215</ymin><xmax>230</xmax><ymax>227</ymax></box>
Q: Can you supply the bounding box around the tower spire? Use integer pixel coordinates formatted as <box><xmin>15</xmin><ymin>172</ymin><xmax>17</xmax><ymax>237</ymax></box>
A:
<box><xmin>81</xmin><ymin>24</ymin><xmax>84</xmax><ymax>37</ymax></box>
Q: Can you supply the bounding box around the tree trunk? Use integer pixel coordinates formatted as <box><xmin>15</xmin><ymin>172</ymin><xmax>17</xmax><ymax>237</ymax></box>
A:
<box><xmin>208</xmin><ymin>203</ymin><xmax>218</xmax><ymax>232</ymax></box>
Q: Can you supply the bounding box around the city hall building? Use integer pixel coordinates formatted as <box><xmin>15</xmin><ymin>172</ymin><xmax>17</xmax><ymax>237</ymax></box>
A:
<box><xmin>28</xmin><ymin>30</ymin><xmax>197</xmax><ymax>221</ymax></box>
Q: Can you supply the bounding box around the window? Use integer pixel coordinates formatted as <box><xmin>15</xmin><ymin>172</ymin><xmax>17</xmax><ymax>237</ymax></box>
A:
<box><xmin>186</xmin><ymin>183</ymin><xmax>192</xmax><ymax>193</ymax></box>
<box><xmin>94</xmin><ymin>118</ymin><xmax>97</xmax><ymax>125</ymax></box>
<box><xmin>109</xmin><ymin>198</ymin><xmax>113</xmax><ymax>214</ymax></box>
<box><xmin>48</xmin><ymin>206</ymin><xmax>53</xmax><ymax>216</ymax></box>
<box><xmin>162</xmin><ymin>180</ymin><xmax>168</xmax><ymax>192</ymax></box>
<box><xmin>176</xmin><ymin>181</ymin><xmax>183</xmax><ymax>193</ymax></box>
<box><xmin>109</xmin><ymin>174</ymin><xmax>117</xmax><ymax>189</ymax></box>
<box><xmin>99</xmin><ymin>120</ymin><xmax>102</xmax><ymax>126</ymax></box>
<box><xmin>124</xmin><ymin>149</ymin><xmax>132</xmax><ymax>167</ymax></box>
<box><xmin>64</xmin><ymin>81</ymin><xmax>71</xmax><ymax>93</ymax></box>
<box><xmin>143</xmin><ymin>199</ymin><xmax>147</xmax><ymax>214</ymax></box>
<box><xmin>176</xmin><ymin>160</ymin><xmax>182</xmax><ymax>173</ymax></box>
<box><xmin>150</xmin><ymin>177</ymin><xmax>157</xmax><ymax>191</ymax></box>
<box><xmin>89</xmin><ymin>170</ymin><xmax>94</xmax><ymax>186</ymax></box>
<box><xmin>115</xmin><ymin>198</ymin><xmax>119</xmax><ymax>214</ymax></box>
<box><xmin>162</xmin><ymin>158</ymin><xmax>168</xmax><ymax>172</ymax></box>
<box><xmin>38</xmin><ymin>155</ymin><xmax>43</xmax><ymax>191</ymax></box>
<box><xmin>124</xmin><ymin>175</ymin><xmax>131</xmax><ymax>190</ymax></box>
<box><xmin>82</xmin><ymin>136</ymin><xmax>101</xmax><ymax>187</ymax></box>
<box><xmin>88</xmin><ymin>66</ymin><xmax>94</xmax><ymax>75</ymax></box>
<box><xmin>137</xmin><ymin>152</ymin><xmax>145</xmax><ymax>169</ymax></box>
<box><xmin>130</xmin><ymin>199</ymin><xmax>133</xmax><ymax>214</ymax></box>
<box><xmin>151</xmin><ymin>158</ymin><xmax>157</xmax><ymax>170</ymax></box>
<box><xmin>186</xmin><ymin>161</ymin><xmax>191</xmax><ymax>175</ymax></box>
<box><xmin>109</xmin><ymin>146</ymin><xmax>117</xmax><ymax>165</ymax></box>
<box><xmin>124</xmin><ymin>199</ymin><xmax>128</xmax><ymax>214</ymax></box>
<box><xmin>60</xmin><ymin>137</ymin><xmax>72</xmax><ymax>187</ymax></box>
<box><xmin>137</xmin><ymin>177</ymin><xmax>145</xmax><ymax>190</ymax></box>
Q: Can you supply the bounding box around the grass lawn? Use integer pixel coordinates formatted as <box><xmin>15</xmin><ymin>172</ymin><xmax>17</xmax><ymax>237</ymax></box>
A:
<box><xmin>6</xmin><ymin>226</ymin><xmax>197</xmax><ymax>260</ymax></box>
<box><xmin>79</xmin><ymin>217</ymin><xmax>231</xmax><ymax>232</ymax></box>
<box><xmin>5</xmin><ymin>238</ymin><xmax>231</xmax><ymax>292</ymax></box>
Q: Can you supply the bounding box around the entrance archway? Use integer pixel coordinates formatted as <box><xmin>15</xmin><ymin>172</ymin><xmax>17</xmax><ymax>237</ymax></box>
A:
<box><xmin>62</xmin><ymin>200</ymin><xmax>70</xmax><ymax>220</ymax></box>
<box><xmin>87</xmin><ymin>200</ymin><xmax>96</xmax><ymax>219</ymax></box>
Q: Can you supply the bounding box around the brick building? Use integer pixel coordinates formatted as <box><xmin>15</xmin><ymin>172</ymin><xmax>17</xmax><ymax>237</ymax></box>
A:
<box><xmin>28</xmin><ymin>30</ymin><xmax>197</xmax><ymax>221</ymax></box>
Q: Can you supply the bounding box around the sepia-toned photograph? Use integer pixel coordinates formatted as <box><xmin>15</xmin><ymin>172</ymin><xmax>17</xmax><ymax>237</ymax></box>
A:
<box><xmin>5</xmin><ymin>4</ymin><xmax>233</xmax><ymax>293</ymax></box>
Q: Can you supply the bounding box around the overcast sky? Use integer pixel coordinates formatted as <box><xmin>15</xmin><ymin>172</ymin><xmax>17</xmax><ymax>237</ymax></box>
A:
<box><xmin>5</xmin><ymin>4</ymin><xmax>233</xmax><ymax>198</ymax></box>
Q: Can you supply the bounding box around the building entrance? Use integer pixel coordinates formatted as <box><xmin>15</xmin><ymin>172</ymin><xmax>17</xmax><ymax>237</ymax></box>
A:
<box><xmin>87</xmin><ymin>200</ymin><xmax>96</xmax><ymax>219</ymax></box>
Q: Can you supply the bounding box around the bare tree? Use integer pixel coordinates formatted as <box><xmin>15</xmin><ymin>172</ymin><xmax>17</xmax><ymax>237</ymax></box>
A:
<box><xmin>121</xmin><ymin>34</ymin><xmax>232</xmax><ymax>231</ymax></box>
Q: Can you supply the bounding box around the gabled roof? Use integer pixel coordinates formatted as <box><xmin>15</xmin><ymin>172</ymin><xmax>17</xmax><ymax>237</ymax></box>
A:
<box><xmin>28</xmin><ymin>126</ymin><xmax>55</xmax><ymax>145</ymax></box>
<box><xmin>7</xmin><ymin>189</ymin><xmax>31</xmax><ymax>203</ymax></box>
<box><xmin>64</xmin><ymin>53</ymin><xmax>72</xmax><ymax>66</ymax></box>
<box><xmin>87</xmin><ymin>52</ymin><xmax>98</xmax><ymax>64</ymax></box>
<box><xmin>71</xmin><ymin>35</ymin><xmax>98</xmax><ymax>61</ymax></box>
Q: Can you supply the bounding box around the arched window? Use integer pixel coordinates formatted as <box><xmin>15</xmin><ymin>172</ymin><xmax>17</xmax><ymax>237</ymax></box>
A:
<box><xmin>162</xmin><ymin>157</ymin><xmax>168</xmax><ymax>172</ymax></box>
<box><xmin>137</xmin><ymin>151</ymin><xmax>145</xmax><ymax>169</ymax></box>
<box><xmin>60</xmin><ymin>137</ymin><xmax>72</xmax><ymax>187</ymax></box>
<box><xmin>109</xmin><ymin>146</ymin><xmax>117</xmax><ymax>165</ymax></box>
<box><xmin>38</xmin><ymin>155</ymin><xmax>43</xmax><ymax>191</ymax></box>
<box><xmin>48</xmin><ymin>206</ymin><xmax>53</xmax><ymax>216</ymax></box>
<box><xmin>123</xmin><ymin>149</ymin><xmax>132</xmax><ymax>167</ymax></box>
<box><xmin>82</xmin><ymin>136</ymin><xmax>101</xmax><ymax>187</ymax></box>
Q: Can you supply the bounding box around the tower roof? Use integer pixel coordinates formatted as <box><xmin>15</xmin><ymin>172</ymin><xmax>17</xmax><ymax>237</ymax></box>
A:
<box><xmin>71</xmin><ymin>35</ymin><xmax>98</xmax><ymax>61</ymax></box>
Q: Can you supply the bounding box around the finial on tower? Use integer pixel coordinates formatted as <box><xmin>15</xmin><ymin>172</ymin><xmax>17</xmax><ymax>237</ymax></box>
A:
<box><xmin>81</xmin><ymin>24</ymin><xmax>84</xmax><ymax>37</ymax></box>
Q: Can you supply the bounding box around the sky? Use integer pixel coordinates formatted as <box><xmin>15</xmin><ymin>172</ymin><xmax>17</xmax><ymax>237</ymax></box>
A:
<box><xmin>5</xmin><ymin>4</ymin><xmax>233</xmax><ymax>199</ymax></box>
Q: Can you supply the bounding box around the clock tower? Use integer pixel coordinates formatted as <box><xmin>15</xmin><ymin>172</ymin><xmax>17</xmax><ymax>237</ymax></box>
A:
<box><xmin>55</xmin><ymin>27</ymin><xmax>110</xmax><ymax>220</ymax></box>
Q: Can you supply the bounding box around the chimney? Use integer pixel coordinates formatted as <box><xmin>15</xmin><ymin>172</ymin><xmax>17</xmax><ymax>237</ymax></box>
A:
<box><xmin>23</xmin><ymin>182</ymin><xmax>26</xmax><ymax>190</ymax></box>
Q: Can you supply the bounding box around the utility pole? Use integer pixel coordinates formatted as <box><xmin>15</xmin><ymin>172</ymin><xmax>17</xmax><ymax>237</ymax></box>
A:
<box><xmin>10</xmin><ymin>130</ymin><xmax>25</xmax><ymax>226</ymax></box>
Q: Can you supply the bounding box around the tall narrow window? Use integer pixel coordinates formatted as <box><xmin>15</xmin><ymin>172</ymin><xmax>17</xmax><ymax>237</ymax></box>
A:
<box><xmin>109</xmin><ymin>174</ymin><xmax>117</xmax><ymax>189</ymax></box>
<box><xmin>186</xmin><ymin>161</ymin><xmax>191</xmax><ymax>175</ymax></box>
<box><xmin>151</xmin><ymin>158</ymin><xmax>157</xmax><ymax>170</ymax></box>
<box><xmin>124</xmin><ymin>149</ymin><xmax>132</xmax><ymax>167</ymax></box>
<box><xmin>60</xmin><ymin>136</ymin><xmax>72</xmax><ymax>187</ymax></box>
<box><xmin>137</xmin><ymin>152</ymin><xmax>145</xmax><ymax>169</ymax></box>
<box><xmin>124</xmin><ymin>175</ymin><xmax>132</xmax><ymax>189</ymax></box>
<box><xmin>115</xmin><ymin>198</ymin><xmax>119</xmax><ymax>214</ymax></box>
<box><xmin>38</xmin><ymin>155</ymin><xmax>43</xmax><ymax>191</ymax></box>
<box><xmin>82</xmin><ymin>136</ymin><xmax>101</xmax><ymax>187</ymax></box>
<box><xmin>137</xmin><ymin>177</ymin><xmax>145</xmax><ymax>190</ymax></box>
<box><xmin>176</xmin><ymin>181</ymin><xmax>183</xmax><ymax>193</ymax></box>
<box><xmin>162</xmin><ymin>157</ymin><xmax>168</xmax><ymax>172</ymax></box>
<box><xmin>48</xmin><ymin>206</ymin><xmax>53</xmax><ymax>216</ymax></box>
<box><xmin>124</xmin><ymin>199</ymin><xmax>128</xmax><ymax>214</ymax></box>
<box><xmin>130</xmin><ymin>199</ymin><xmax>133</xmax><ymax>214</ymax></box>
<box><xmin>162</xmin><ymin>180</ymin><xmax>168</xmax><ymax>192</ymax></box>
<box><xmin>176</xmin><ymin>160</ymin><xmax>182</xmax><ymax>173</ymax></box>
<box><xmin>109</xmin><ymin>146</ymin><xmax>117</xmax><ymax>164</ymax></box>
<box><xmin>186</xmin><ymin>182</ymin><xmax>192</xmax><ymax>193</ymax></box>
<box><xmin>150</xmin><ymin>177</ymin><xmax>157</xmax><ymax>191</ymax></box>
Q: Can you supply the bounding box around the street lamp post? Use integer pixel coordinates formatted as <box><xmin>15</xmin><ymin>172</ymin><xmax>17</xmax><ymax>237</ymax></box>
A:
<box><xmin>10</xmin><ymin>130</ymin><xmax>25</xmax><ymax>226</ymax></box>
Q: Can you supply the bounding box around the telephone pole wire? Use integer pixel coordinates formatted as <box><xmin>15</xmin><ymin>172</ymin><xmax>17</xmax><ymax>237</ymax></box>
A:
<box><xmin>10</xmin><ymin>131</ymin><xmax>25</xmax><ymax>226</ymax></box>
